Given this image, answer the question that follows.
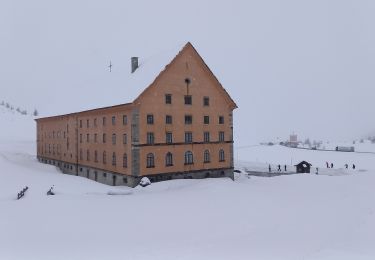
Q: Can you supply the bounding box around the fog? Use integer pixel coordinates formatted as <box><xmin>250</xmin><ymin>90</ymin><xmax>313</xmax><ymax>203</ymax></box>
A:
<box><xmin>1</xmin><ymin>0</ymin><xmax>375</xmax><ymax>145</ymax></box>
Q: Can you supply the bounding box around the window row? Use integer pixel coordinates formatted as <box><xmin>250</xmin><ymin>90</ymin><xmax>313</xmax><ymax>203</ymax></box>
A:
<box><xmin>147</xmin><ymin>114</ymin><xmax>224</xmax><ymax>125</ymax></box>
<box><xmin>79</xmin><ymin>115</ymin><xmax>128</xmax><ymax>128</ymax></box>
<box><xmin>79</xmin><ymin>133</ymin><xmax>127</xmax><ymax>144</ymax></box>
<box><xmin>146</xmin><ymin>131</ymin><xmax>225</xmax><ymax>144</ymax></box>
<box><xmin>79</xmin><ymin>150</ymin><xmax>128</xmax><ymax>168</ymax></box>
<box><xmin>146</xmin><ymin>149</ymin><xmax>226</xmax><ymax>168</ymax></box>
<box><xmin>164</xmin><ymin>94</ymin><xmax>210</xmax><ymax>106</ymax></box>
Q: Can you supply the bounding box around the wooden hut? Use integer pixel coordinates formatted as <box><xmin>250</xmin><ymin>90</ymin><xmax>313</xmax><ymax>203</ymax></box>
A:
<box><xmin>295</xmin><ymin>161</ymin><xmax>312</xmax><ymax>173</ymax></box>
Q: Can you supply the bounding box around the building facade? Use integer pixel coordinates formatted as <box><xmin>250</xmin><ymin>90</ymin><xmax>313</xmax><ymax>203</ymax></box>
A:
<box><xmin>36</xmin><ymin>42</ymin><xmax>237</xmax><ymax>187</ymax></box>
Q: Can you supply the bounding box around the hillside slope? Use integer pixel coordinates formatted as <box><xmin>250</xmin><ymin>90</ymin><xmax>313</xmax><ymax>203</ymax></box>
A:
<box><xmin>0</xmin><ymin>110</ymin><xmax>375</xmax><ymax>259</ymax></box>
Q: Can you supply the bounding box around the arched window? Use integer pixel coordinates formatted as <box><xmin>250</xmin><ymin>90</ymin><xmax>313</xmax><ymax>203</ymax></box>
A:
<box><xmin>204</xmin><ymin>150</ymin><xmax>210</xmax><ymax>163</ymax></box>
<box><xmin>112</xmin><ymin>152</ymin><xmax>116</xmax><ymax>166</ymax></box>
<box><xmin>123</xmin><ymin>153</ymin><xmax>128</xmax><ymax>168</ymax></box>
<box><xmin>103</xmin><ymin>151</ymin><xmax>107</xmax><ymax>164</ymax></box>
<box><xmin>219</xmin><ymin>149</ymin><xmax>225</xmax><ymax>162</ymax></box>
<box><xmin>165</xmin><ymin>152</ymin><xmax>173</xmax><ymax>166</ymax></box>
<box><xmin>184</xmin><ymin>151</ymin><xmax>193</xmax><ymax>165</ymax></box>
<box><xmin>147</xmin><ymin>153</ymin><xmax>155</xmax><ymax>168</ymax></box>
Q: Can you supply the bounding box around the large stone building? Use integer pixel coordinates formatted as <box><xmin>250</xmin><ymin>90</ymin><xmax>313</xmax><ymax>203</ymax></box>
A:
<box><xmin>35</xmin><ymin>42</ymin><xmax>237</xmax><ymax>187</ymax></box>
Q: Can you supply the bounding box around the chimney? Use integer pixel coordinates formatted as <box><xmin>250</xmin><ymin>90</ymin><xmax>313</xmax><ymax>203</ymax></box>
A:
<box><xmin>131</xmin><ymin>57</ymin><xmax>139</xmax><ymax>73</ymax></box>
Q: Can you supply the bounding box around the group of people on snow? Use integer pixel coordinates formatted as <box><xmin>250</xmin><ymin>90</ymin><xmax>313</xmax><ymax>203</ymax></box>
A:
<box><xmin>268</xmin><ymin>164</ymin><xmax>287</xmax><ymax>172</ymax></box>
<box><xmin>326</xmin><ymin>161</ymin><xmax>356</xmax><ymax>169</ymax></box>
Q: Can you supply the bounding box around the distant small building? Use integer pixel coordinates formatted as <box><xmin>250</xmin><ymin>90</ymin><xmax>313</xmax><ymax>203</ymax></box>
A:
<box><xmin>335</xmin><ymin>146</ymin><xmax>355</xmax><ymax>152</ymax></box>
<box><xmin>295</xmin><ymin>161</ymin><xmax>312</xmax><ymax>173</ymax></box>
<box><xmin>284</xmin><ymin>134</ymin><xmax>299</xmax><ymax>148</ymax></box>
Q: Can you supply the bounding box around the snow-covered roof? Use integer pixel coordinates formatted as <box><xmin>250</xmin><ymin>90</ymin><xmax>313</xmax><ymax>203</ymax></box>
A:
<box><xmin>39</xmin><ymin>43</ymin><xmax>186</xmax><ymax>118</ymax></box>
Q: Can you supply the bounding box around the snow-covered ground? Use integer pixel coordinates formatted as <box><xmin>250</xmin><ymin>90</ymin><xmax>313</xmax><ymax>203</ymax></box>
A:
<box><xmin>1</xmin><ymin>109</ymin><xmax>375</xmax><ymax>259</ymax></box>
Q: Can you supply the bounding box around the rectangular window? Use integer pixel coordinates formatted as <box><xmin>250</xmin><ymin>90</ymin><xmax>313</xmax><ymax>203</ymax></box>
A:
<box><xmin>204</xmin><ymin>132</ymin><xmax>210</xmax><ymax>143</ymax></box>
<box><xmin>94</xmin><ymin>133</ymin><xmax>97</xmax><ymax>143</ymax></box>
<box><xmin>185</xmin><ymin>115</ymin><xmax>192</xmax><ymax>125</ymax></box>
<box><xmin>203</xmin><ymin>96</ymin><xmax>210</xmax><ymax>106</ymax></box>
<box><xmin>103</xmin><ymin>133</ymin><xmax>106</xmax><ymax>143</ymax></box>
<box><xmin>166</xmin><ymin>132</ymin><xmax>173</xmax><ymax>144</ymax></box>
<box><xmin>147</xmin><ymin>132</ymin><xmax>154</xmax><ymax>144</ymax></box>
<box><xmin>79</xmin><ymin>120</ymin><xmax>82</xmax><ymax>128</ymax></box>
<box><xmin>123</xmin><ymin>134</ymin><xmax>127</xmax><ymax>144</ymax></box>
<box><xmin>123</xmin><ymin>115</ymin><xmax>128</xmax><ymax>125</ymax></box>
<box><xmin>79</xmin><ymin>134</ymin><xmax>82</xmax><ymax>143</ymax></box>
<box><xmin>185</xmin><ymin>132</ymin><xmax>193</xmax><ymax>143</ymax></box>
<box><xmin>103</xmin><ymin>117</ymin><xmax>106</xmax><ymax>126</ymax></box>
<box><xmin>219</xmin><ymin>131</ymin><xmax>225</xmax><ymax>142</ymax></box>
<box><xmin>94</xmin><ymin>118</ymin><xmax>97</xmax><ymax>127</ymax></box>
<box><xmin>165</xmin><ymin>94</ymin><xmax>172</xmax><ymax>104</ymax></box>
<box><xmin>184</xmin><ymin>95</ymin><xmax>192</xmax><ymax>105</ymax></box>
<box><xmin>147</xmin><ymin>114</ymin><xmax>154</xmax><ymax>124</ymax></box>
<box><xmin>204</xmin><ymin>116</ymin><xmax>210</xmax><ymax>124</ymax></box>
<box><xmin>87</xmin><ymin>119</ymin><xmax>89</xmax><ymax>128</ymax></box>
<box><xmin>112</xmin><ymin>134</ymin><xmax>116</xmax><ymax>145</ymax></box>
<box><xmin>166</xmin><ymin>115</ymin><xmax>172</xmax><ymax>124</ymax></box>
<box><xmin>86</xmin><ymin>134</ymin><xmax>89</xmax><ymax>143</ymax></box>
<box><xmin>219</xmin><ymin>116</ymin><xmax>224</xmax><ymax>124</ymax></box>
<box><xmin>112</xmin><ymin>116</ymin><xmax>116</xmax><ymax>125</ymax></box>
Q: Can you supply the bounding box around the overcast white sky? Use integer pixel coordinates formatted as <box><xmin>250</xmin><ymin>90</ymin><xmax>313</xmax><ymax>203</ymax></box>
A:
<box><xmin>1</xmin><ymin>0</ymin><xmax>375</xmax><ymax>145</ymax></box>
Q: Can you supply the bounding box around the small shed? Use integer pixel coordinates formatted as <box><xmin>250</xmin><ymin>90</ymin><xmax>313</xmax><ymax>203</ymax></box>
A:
<box><xmin>295</xmin><ymin>161</ymin><xmax>312</xmax><ymax>173</ymax></box>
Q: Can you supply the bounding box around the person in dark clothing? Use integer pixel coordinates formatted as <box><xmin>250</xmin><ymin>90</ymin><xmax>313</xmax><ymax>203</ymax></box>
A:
<box><xmin>352</xmin><ymin>164</ymin><xmax>356</xmax><ymax>170</ymax></box>
<box><xmin>345</xmin><ymin>164</ymin><xmax>348</xmax><ymax>169</ymax></box>
<box><xmin>316</xmin><ymin>167</ymin><xmax>319</xmax><ymax>175</ymax></box>
<box><xmin>269</xmin><ymin>164</ymin><xmax>271</xmax><ymax>173</ymax></box>
<box><xmin>284</xmin><ymin>165</ymin><xmax>287</xmax><ymax>171</ymax></box>
<box><xmin>326</xmin><ymin>162</ymin><xmax>329</xmax><ymax>168</ymax></box>
<box><xmin>277</xmin><ymin>164</ymin><xmax>281</xmax><ymax>171</ymax></box>
<box><xmin>331</xmin><ymin>163</ymin><xmax>333</xmax><ymax>168</ymax></box>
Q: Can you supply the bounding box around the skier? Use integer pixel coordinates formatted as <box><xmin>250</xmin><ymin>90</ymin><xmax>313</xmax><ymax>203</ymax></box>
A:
<box><xmin>268</xmin><ymin>164</ymin><xmax>271</xmax><ymax>173</ymax></box>
<box><xmin>331</xmin><ymin>162</ymin><xmax>334</xmax><ymax>168</ymax></box>
<box><xmin>352</xmin><ymin>164</ymin><xmax>356</xmax><ymax>170</ymax></box>
<box><xmin>345</xmin><ymin>164</ymin><xmax>348</xmax><ymax>169</ymax></box>
<box><xmin>326</xmin><ymin>161</ymin><xmax>329</xmax><ymax>168</ymax></box>
<box><xmin>316</xmin><ymin>167</ymin><xmax>319</xmax><ymax>175</ymax></box>
<box><xmin>284</xmin><ymin>165</ymin><xmax>287</xmax><ymax>171</ymax></box>
<box><xmin>277</xmin><ymin>164</ymin><xmax>281</xmax><ymax>172</ymax></box>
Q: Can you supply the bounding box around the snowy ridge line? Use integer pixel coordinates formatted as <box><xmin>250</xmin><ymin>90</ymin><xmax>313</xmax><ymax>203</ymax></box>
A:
<box><xmin>280</xmin><ymin>145</ymin><xmax>375</xmax><ymax>154</ymax></box>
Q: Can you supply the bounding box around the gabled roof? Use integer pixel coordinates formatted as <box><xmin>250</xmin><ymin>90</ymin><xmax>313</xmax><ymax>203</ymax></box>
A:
<box><xmin>37</xmin><ymin>42</ymin><xmax>236</xmax><ymax>120</ymax></box>
<box><xmin>134</xmin><ymin>42</ymin><xmax>238</xmax><ymax>110</ymax></box>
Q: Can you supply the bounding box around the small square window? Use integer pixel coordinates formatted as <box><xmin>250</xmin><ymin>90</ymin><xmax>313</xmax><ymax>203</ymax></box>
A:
<box><xmin>165</xmin><ymin>94</ymin><xmax>172</xmax><ymax>104</ymax></box>
<box><xmin>147</xmin><ymin>114</ymin><xmax>154</xmax><ymax>124</ymax></box>
<box><xmin>203</xmin><ymin>97</ymin><xmax>210</xmax><ymax>106</ymax></box>
<box><xmin>204</xmin><ymin>116</ymin><xmax>210</xmax><ymax>124</ymax></box>
<box><xmin>185</xmin><ymin>115</ymin><xmax>192</xmax><ymax>124</ymax></box>
<box><xmin>184</xmin><ymin>95</ymin><xmax>192</xmax><ymax>105</ymax></box>
<box><xmin>166</xmin><ymin>115</ymin><xmax>172</xmax><ymax>124</ymax></box>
